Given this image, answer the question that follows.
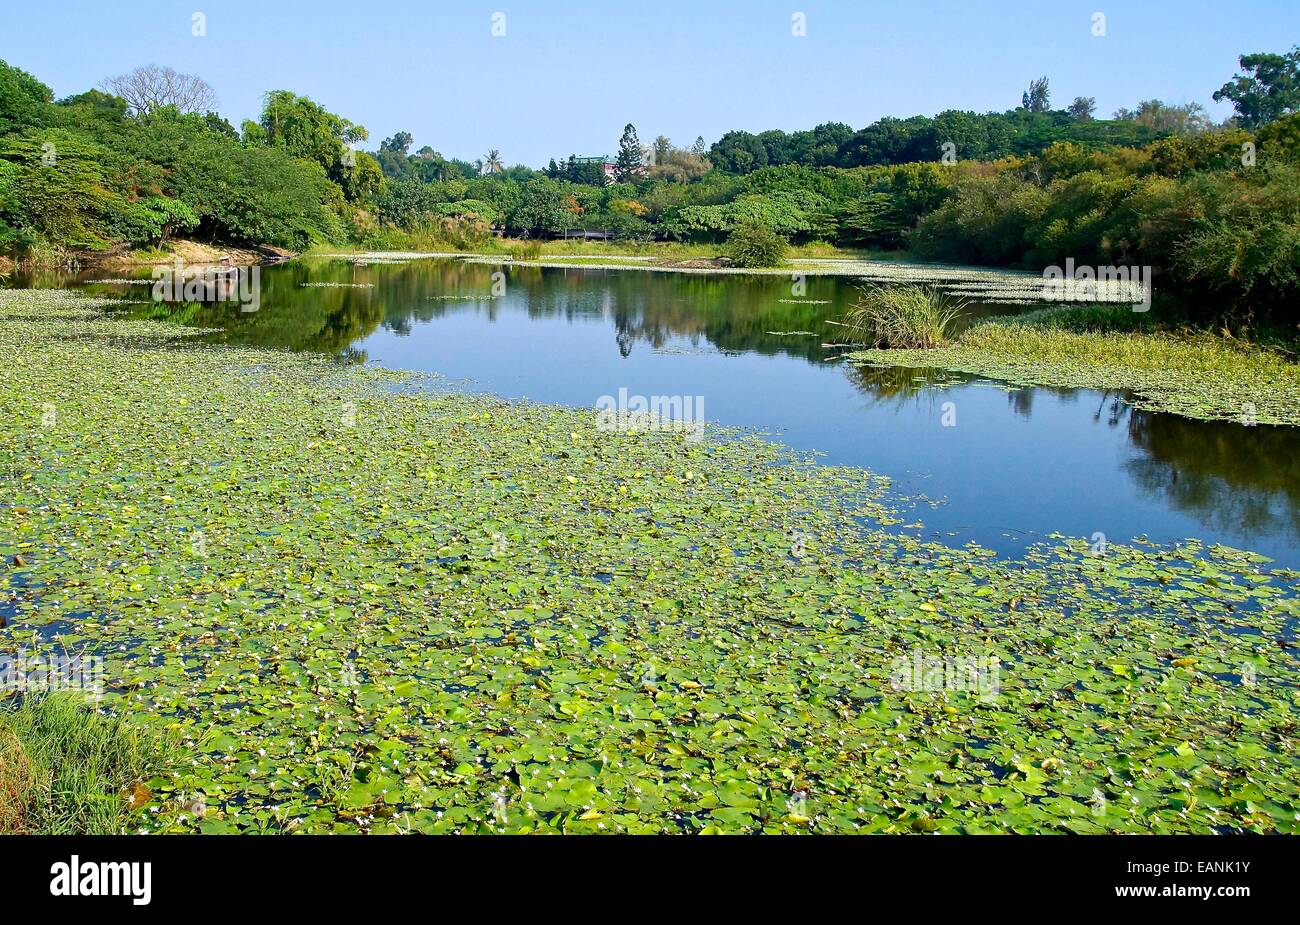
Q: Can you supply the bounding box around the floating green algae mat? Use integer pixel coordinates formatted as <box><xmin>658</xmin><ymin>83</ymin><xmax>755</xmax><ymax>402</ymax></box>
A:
<box><xmin>851</xmin><ymin>318</ymin><xmax>1300</xmax><ymax>426</ymax></box>
<box><xmin>2</xmin><ymin>290</ymin><xmax>1298</xmax><ymax>834</ymax></box>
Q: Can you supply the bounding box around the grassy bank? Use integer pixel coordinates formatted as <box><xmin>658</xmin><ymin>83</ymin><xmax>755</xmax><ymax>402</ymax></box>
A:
<box><xmin>851</xmin><ymin>306</ymin><xmax>1300</xmax><ymax>426</ymax></box>
<box><xmin>3</xmin><ymin>289</ymin><xmax>1298</xmax><ymax>834</ymax></box>
<box><xmin>0</xmin><ymin>695</ymin><xmax>172</xmax><ymax>834</ymax></box>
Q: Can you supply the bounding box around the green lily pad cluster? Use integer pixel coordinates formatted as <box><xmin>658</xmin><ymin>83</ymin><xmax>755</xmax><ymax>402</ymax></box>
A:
<box><xmin>2</xmin><ymin>289</ymin><xmax>1298</xmax><ymax>834</ymax></box>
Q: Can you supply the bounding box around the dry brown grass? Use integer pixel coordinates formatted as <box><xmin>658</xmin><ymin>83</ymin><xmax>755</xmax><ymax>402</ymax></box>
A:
<box><xmin>0</xmin><ymin>723</ymin><xmax>38</xmax><ymax>833</ymax></box>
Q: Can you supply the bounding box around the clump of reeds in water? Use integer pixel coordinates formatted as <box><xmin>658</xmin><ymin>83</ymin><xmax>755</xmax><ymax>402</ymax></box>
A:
<box><xmin>838</xmin><ymin>284</ymin><xmax>968</xmax><ymax>349</ymax></box>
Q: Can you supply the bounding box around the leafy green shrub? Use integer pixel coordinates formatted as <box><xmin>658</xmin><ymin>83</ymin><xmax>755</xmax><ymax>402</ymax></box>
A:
<box><xmin>911</xmin><ymin>172</ymin><xmax>1051</xmax><ymax>266</ymax></box>
<box><xmin>168</xmin><ymin>133</ymin><xmax>346</xmax><ymax>249</ymax></box>
<box><xmin>109</xmin><ymin>195</ymin><xmax>200</xmax><ymax>247</ymax></box>
<box><xmin>373</xmin><ymin>177</ymin><xmax>450</xmax><ymax>227</ymax></box>
<box><xmin>508</xmin><ymin>178</ymin><xmax>577</xmax><ymax>237</ymax></box>
<box><xmin>0</xmin><ymin>60</ymin><xmax>53</xmax><ymax>134</ymax></box>
<box><xmin>0</xmin><ymin>215</ymin><xmax>31</xmax><ymax>255</ymax></box>
<box><xmin>724</xmin><ymin>220</ymin><xmax>788</xmax><ymax>267</ymax></box>
<box><xmin>434</xmin><ymin>199</ymin><xmax>501</xmax><ymax>225</ymax></box>
<box><xmin>841</xmin><ymin>284</ymin><xmax>966</xmax><ymax>348</ymax></box>
<box><xmin>1172</xmin><ymin>164</ymin><xmax>1300</xmax><ymax>321</ymax></box>
<box><xmin>1257</xmin><ymin>112</ymin><xmax>1300</xmax><ymax>162</ymax></box>
<box><xmin>0</xmin><ymin>131</ymin><xmax>119</xmax><ymax>249</ymax></box>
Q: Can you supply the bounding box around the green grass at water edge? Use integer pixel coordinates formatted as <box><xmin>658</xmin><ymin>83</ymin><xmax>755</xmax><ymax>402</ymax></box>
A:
<box><xmin>0</xmin><ymin>694</ymin><xmax>175</xmax><ymax>834</ymax></box>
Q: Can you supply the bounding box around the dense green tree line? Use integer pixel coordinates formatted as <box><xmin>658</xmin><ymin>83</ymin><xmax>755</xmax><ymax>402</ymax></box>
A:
<box><xmin>3</xmin><ymin>50</ymin><xmax>1298</xmax><ymax>326</ymax></box>
<box><xmin>706</xmin><ymin>110</ymin><xmax>1163</xmax><ymax>173</ymax></box>
<box><xmin>913</xmin><ymin>129</ymin><xmax>1300</xmax><ymax>319</ymax></box>
<box><xmin>0</xmin><ymin>60</ymin><xmax>374</xmax><ymax>254</ymax></box>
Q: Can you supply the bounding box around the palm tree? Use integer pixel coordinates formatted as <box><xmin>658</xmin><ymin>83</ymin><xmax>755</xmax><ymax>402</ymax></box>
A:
<box><xmin>483</xmin><ymin>149</ymin><xmax>504</xmax><ymax>174</ymax></box>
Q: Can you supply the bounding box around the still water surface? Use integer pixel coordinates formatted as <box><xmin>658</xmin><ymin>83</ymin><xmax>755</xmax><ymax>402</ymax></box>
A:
<box><xmin>52</xmin><ymin>256</ymin><xmax>1300</xmax><ymax>566</ymax></box>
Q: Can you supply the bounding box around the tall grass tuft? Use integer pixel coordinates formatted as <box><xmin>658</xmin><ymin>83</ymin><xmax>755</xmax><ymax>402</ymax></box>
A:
<box><xmin>360</xmin><ymin>216</ymin><xmax>493</xmax><ymax>253</ymax></box>
<box><xmin>840</xmin><ymin>284</ymin><xmax>967</xmax><ymax>349</ymax></box>
<box><xmin>508</xmin><ymin>240</ymin><xmax>543</xmax><ymax>261</ymax></box>
<box><xmin>0</xmin><ymin>694</ymin><xmax>174</xmax><ymax>834</ymax></box>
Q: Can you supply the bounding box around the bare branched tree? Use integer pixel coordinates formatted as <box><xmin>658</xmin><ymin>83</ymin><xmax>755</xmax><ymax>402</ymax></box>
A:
<box><xmin>100</xmin><ymin>65</ymin><xmax>217</xmax><ymax>116</ymax></box>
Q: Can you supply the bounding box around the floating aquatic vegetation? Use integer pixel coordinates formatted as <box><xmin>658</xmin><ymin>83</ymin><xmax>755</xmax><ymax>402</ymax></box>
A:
<box><xmin>2</xmin><ymin>289</ymin><xmax>1297</xmax><ymax>835</ymax></box>
<box><xmin>852</xmin><ymin>319</ymin><xmax>1300</xmax><ymax>426</ymax></box>
<box><xmin>651</xmin><ymin>345</ymin><xmax>718</xmax><ymax>355</ymax></box>
<box><xmin>299</xmin><ymin>283</ymin><xmax>375</xmax><ymax>289</ymax></box>
<box><xmin>313</xmin><ymin>252</ymin><xmax>446</xmax><ymax>262</ymax></box>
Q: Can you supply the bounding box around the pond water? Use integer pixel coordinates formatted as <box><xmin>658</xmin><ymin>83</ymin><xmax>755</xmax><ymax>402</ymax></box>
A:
<box><xmin>34</xmin><ymin>255</ymin><xmax>1300</xmax><ymax>567</ymax></box>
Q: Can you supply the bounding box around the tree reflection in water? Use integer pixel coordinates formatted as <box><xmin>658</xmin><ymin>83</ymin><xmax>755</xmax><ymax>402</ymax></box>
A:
<box><xmin>71</xmin><ymin>255</ymin><xmax>1300</xmax><ymax>551</ymax></box>
<box><xmin>1124</xmin><ymin>409</ymin><xmax>1300</xmax><ymax>543</ymax></box>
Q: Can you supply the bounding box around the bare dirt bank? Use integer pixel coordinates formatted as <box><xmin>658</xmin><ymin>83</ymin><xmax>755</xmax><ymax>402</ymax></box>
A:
<box><xmin>81</xmin><ymin>239</ymin><xmax>295</xmax><ymax>272</ymax></box>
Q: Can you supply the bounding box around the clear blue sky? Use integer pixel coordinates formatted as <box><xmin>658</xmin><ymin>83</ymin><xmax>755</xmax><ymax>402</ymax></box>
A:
<box><xmin>4</xmin><ymin>0</ymin><xmax>1297</xmax><ymax>166</ymax></box>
